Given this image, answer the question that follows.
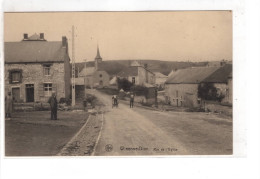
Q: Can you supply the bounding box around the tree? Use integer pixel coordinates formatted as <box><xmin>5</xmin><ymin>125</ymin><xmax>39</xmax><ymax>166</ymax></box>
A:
<box><xmin>198</xmin><ymin>83</ymin><xmax>225</xmax><ymax>102</ymax></box>
<box><xmin>117</xmin><ymin>77</ymin><xmax>133</xmax><ymax>92</ymax></box>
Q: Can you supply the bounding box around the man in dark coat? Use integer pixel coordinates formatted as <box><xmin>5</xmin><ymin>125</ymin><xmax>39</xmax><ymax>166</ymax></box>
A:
<box><xmin>130</xmin><ymin>93</ymin><xmax>134</xmax><ymax>108</ymax></box>
<box><xmin>48</xmin><ymin>91</ymin><xmax>58</xmax><ymax>120</ymax></box>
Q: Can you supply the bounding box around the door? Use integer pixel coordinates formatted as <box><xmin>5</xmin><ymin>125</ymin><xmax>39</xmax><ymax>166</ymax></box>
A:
<box><xmin>26</xmin><ymin>84</ymin><xmax>34</xmax><ymax>102</ymax></box>
<box><xmin>12</xmin><ymin>88</ymin><xmax>20</xmax><ymax>102</ymax></box>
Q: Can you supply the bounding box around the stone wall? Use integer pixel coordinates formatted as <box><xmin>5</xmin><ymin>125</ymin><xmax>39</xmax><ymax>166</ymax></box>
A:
<box><xmin>165</xmin><ymin>83</ymin><xmax>200</xmax><ymax>107</ymax></box>
<box><xmin>5</xmin><ymin>62</ymin><xmax>67</xmax><ymax>102</ymax></box>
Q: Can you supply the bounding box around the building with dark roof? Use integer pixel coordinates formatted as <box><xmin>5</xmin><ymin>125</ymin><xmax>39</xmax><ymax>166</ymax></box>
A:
<box><xmin>165</xmin><ymin>64</ymin><xmax>232</xmax><ymax>107</ymax></box>
<box><xmin>4</xmin><ymin>33</ymin><xmax>71</xmax><ymax>103</ymax></box>
<box><xmin>201</xmin><ymin>64</ymin><xmax>232</xmax><ymax>104</ymax></box>
<box><xmin>165</xmin><ymin>66</ymin><xmax>220</xmax><ymax>107</ymax></box>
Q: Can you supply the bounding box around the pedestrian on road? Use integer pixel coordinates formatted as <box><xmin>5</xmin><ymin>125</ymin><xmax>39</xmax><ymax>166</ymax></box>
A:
<box><xmin>112</xmin><ymin>95</ymin><xmax>118</xmax><ymax>108</ymax></box>
<box><xmin>5</xmin><ymin>92</ymin><xmax>13</xmax><ymax>120</ymax></box>
<box><xmin>130</xmin><ymin>93</ymin><xmax>134</xmax><ymax>108</ymax></box>
<box><xmin>48</xmin><ymin>91</ymin><xmax>58</xmax><ymax>120</ymax></box>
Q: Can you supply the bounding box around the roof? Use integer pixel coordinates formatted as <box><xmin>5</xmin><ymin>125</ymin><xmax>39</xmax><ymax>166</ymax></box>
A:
<box><xmin>154</xmin><ymin>72</ymin><xmax>167</xmax><ymax>78</ymax></box>
<box><xmin>168</xmin><ymin>70</ymin><xmax>176</xmax><ymax>77</ymax></box>
<box><xmin>117</xmin><ymin>66</ymin><xmax>138</xmax><ymax>77</ymax></box>
<box><xmin>5</xmin><ymin>41</ymin><xmax>67</xmax><ymax>63</ymax></box>
<box><xmin>165</xmin><ymin>66</ymin><xmax>220</xmax><ymax>84</ymax></box>
<box><xmin>79</xmin><ymin>67</ymin><xmax>95</xmax><ymax>76</ymax></box>
<box><xmin>202</xmin><ymin>64</ymin><xmax>232</xmax><ymax>83</ymax></box>
<box><xmin>109</xmin><ymin>76</ymin><xmax>117</xmax><ymax>85</ymax></box>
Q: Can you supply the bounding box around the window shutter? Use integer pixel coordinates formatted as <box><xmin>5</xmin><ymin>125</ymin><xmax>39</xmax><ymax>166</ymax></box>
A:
<box><xmin>38</xmin><ymin>83</ymin><xmax>44</xmax><ymax>97</ymax></box>
<box><xmin>9</xmin><ymin>71</ymin><xmax>12</xmax><ymax>84</ymax></box>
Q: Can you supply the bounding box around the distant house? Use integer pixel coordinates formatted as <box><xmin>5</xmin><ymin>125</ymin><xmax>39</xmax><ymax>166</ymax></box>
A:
<box><xmin>75</xmin><ymin>47</ymin><xmax>110</xmax><ymax>89</ymax></box>
<box><xmin>165</xmin><ymin>66</ymin><xmax>219</xmax><ymax>107</ymax></box>
<box><xmin>117</xmin><ymin>61</ymin><xmax>155</xmax><ymax>86</ymax></box>
<box><xmin>154</xmin><ymin>72</ymin><xmax>168</xmax><ymax>86</ymax></box>
<box><xmin>201</xmin><ymin>64</ymin><xmax>232</xmax><ymax>104</ymax></box>
<box><xmin>4</xmin><ymin>33</ymin><xmax>71</xmax><ymax>103</ymax></box>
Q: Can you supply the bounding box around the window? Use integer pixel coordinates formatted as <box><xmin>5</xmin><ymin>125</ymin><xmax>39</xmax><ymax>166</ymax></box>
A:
<box><xmin>132</xmin><ymin>77</ymin><xmax>135</xmax><ymax>84</ymax></box>
<box><xmin>44</xmin><ymin>83</ymin><xmax>52</xmax><ymax>96</ymax></box>
<box><xmin>10</xmin><ymin>70</ymin><xmax>22</xmax><ymax>83</ymax></box>
<box><xmin>99</xmin><ymin>74</ymin><xmax>103</xmax><ymax>78</ymax></box>
<box><xmin>43</xmin><ymin>64</ymin><xmax>51</xmax><ymax>76</ymax></box>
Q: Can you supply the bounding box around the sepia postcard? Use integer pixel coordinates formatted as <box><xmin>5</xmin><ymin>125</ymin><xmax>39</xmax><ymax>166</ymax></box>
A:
<box><xmin>3</xmin><ymin>11</ymin><xmax>233</xmax><ymax>157</ymax></box>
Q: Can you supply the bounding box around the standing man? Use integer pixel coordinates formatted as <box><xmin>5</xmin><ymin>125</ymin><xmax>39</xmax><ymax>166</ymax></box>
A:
<box><xmin>48</xmin><ymin>91</ymin><xmax>58</xmax><ymax>120</ymax></box>
<box><xmin>5</xmin><ymin>92</ymin><xmax>13</xmax><ymax>120</ymax></box>
<box><xmin>130</xmin><ymin>93</ymin><xmax>134</xmax><ymax>108</ymax></box>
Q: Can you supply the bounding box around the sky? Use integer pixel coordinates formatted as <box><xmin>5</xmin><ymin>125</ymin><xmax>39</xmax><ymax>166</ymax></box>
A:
<box><xmin>4</xmin><ymin>11</ymin><xmax>232</xmax><ymax>62</ymax></box>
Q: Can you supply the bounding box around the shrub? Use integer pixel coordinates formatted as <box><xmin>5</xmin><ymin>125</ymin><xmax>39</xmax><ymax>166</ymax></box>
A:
<box><xmin>117</xmin><ymin>77</ymin><xmax>133</xmax><ymax>92</ymax></box>
<box><xmin>198</xmin><ymin>83</ymin><xmax>225</xmax><ymax>102</ymax></box>
<box><xmin>59</xmin><ymin>98</ymin><xmax>71</xmax><ymax>105</ymax></box>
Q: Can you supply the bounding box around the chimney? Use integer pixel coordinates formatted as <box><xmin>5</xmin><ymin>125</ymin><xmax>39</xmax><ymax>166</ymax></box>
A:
<box><xmin>40</xmin><ymin>33</ymin><xmax>44</xmax><ymax>40</ymax></box>
<box><xmin>62</xmin><ymin>36</ymin><xmax>67</xmax><ymax>47</ymax></box>
<box><xmin>23</xmin><ymin>33</ymin><xmax>28</xmax><ymax>40</ymax></box>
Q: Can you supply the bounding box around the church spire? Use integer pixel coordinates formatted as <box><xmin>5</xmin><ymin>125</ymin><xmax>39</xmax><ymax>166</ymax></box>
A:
<box><xmin>95</xmin><ymin>45</ymin><xmax>102</xmax><ymax>60</ymax></box>
<box><xmin>95</xmin><ymin>45</ymin><xmax>102</xmax><ymax>71</ymax></box>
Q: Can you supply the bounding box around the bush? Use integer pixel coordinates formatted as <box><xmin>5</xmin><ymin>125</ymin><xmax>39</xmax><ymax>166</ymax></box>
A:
<box><xmin>198</xmin><ymin>83</ymin><xmax>225</xmax><ymax>102</ymax></box>
<box><xmin>59</xmin><ymin>98</ymin><xmax>71</xmax><ymax>105</ymax></box>
<box><xmin>117</xmin><ymin>78</ymin><xmax>133</xmax><ymax>92</ymax></box>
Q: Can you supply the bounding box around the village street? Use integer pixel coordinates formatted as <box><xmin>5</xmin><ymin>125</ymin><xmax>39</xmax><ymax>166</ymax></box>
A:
<box><xmin>91</xmin><ymin>90</ymin><xmax>232</xmax><ymax>156</ymax></box>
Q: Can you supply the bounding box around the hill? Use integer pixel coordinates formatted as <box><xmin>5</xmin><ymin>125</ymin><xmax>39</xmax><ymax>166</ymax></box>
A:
<box><xmin>75</xmin><ymin>60</ymin><xmax>208</xmax><ymax>76</ymax></box>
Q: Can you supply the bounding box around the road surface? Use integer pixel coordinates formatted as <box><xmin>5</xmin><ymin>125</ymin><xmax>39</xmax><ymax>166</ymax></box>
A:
<box><xmin>91</xmin><ymin>90</ymin><xmax>232</xmax><ymax>156</ymax></box>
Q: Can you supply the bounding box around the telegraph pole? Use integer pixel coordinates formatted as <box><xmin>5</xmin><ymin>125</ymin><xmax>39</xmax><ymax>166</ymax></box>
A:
<box><xmin>84</xmin><ymin>58</ymin><xmax>87</xmax><ymax>98</ymax></box>
<box><xmin>71</xmin><ymin>25</ymin><xmax>76</xmax><ymax>106</ymax></box>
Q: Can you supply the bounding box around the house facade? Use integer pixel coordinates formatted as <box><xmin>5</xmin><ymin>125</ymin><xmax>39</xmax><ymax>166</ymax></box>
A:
<box><xmin>4</xmin><ymin>33</ymin><xmax>71</xmax><ymax>103</ymax></box>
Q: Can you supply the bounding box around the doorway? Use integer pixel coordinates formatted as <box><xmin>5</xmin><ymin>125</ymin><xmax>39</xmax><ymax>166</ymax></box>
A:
<box><xmin>26</xmin><ymin>84</ymin><xmax>34</xmax><ymax>102</ymax></box>
<box><xmin>12</xmin><ymin>87</ymin><xmax>20</xmax><ymax>102</ymax></box>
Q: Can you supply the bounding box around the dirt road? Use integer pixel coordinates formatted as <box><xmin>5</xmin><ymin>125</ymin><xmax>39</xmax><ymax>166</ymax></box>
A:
<box><xmin>91</xmin><ymin>90</ymin><xmax>232</xmax><ymax>156</ymax></box>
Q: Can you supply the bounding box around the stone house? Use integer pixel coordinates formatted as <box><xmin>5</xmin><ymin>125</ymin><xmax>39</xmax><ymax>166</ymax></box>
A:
<box><xmin>165</xmin><ymin>66</ymin><xmax>219</xmax><ymax>107</ymax></box>
<box><xmin>4</xmin><ymin>33</ymin><xmax>71</xmax><ymax>103</ymax></box>
<box><xmin>200</xmin><ymin>64</ymin><xmax>232</xmax><ymax>104</ymax></box>
<box><xmin>117</xmin><ymin>61</ymin><xmax>155</xmax><ymax>86</ymax></box>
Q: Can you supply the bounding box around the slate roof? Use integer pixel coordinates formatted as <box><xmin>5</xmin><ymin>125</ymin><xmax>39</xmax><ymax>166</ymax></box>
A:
<box><xmin>5</xmin><ymin>41</ymin><xmax>67</xmax><ymax>63</ymax></box>
<box><xmin>202</xmin><ymin>64</ymin><xmax>232</xmax><ymax>83</ymax></box>
<box><xmin>165</xmin><ymin>66</ymin><xmax>220</xmax><ymax>84</ymax></box>
<box><xmin>117</xmin><ymin>66</ymin><xmax>139</xmax><ymax>77</ymax></box>
<box><xmin>154</xmin><ymin>72</ymin><xmax>167</xmax><ymax>78</ymax></box>
<box><xmin>79</xmin><ymin>67</ymin><xmax>95</xmax><ymax>77</ymax></box>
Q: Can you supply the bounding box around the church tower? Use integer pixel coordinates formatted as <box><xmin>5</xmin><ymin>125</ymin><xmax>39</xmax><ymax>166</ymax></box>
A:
<box><xmin>95</xmin><ymin>46</ymin><xmax>102</xmax><ymax>71</ymax></box>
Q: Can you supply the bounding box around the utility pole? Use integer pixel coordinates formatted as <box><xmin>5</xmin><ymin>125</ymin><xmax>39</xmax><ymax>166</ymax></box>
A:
<box><xmin>71</xmin><ymin>25</ymin><xmax>76</xmax><ymax>106</ymax></box>
<box><xmin>84</xmin><ymin>58</ymin><xmax>87</xmax><ymax>98</ymax></box>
